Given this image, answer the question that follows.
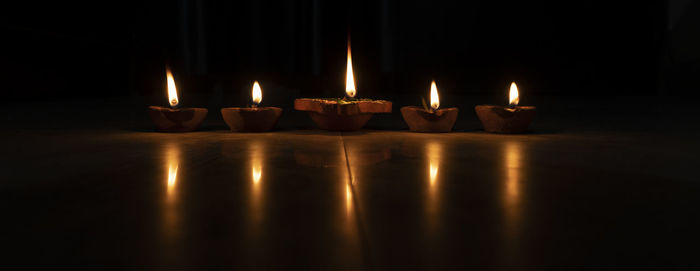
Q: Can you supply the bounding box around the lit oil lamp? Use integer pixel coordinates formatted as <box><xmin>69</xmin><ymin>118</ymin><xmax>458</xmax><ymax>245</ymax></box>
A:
<box><xmin>148</xmin><ymin>67</ymin><xmax>208</xmax><ymax>132</ymax></box>
<box><xmin>400</xmin><ymin>80</ymin><xmax>459</xmax><ymax>132</ymax></box>
<box><xmin>221</xmin><ymin>81</ymin><xmax>283</xmax><ymax>132</ymax></box>
<box><xmin>475</xmin><ymin>82</ymin><xmax>536</xmax><ymax>133</ymax></box>
<box><xmin>294</xmin><ymin>42</ymin><xmax>392</xmax><ymax>131</ymax></box>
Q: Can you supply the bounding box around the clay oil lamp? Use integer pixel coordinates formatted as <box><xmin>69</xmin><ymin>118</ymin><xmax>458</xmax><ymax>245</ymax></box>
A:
<box><xmin>294</xmin><ymin>43</ymin><xmax>392</xmax><ymax>131</ymax></box>
<box><xmin>148</xmin><ymin>67</ymin><xmax>208</xmax><ymax>132</ymax></box>
<box><xmin>475</xmin><ymin>82</ymin><xmax>536</xmax><ymax>133</ymax></box>
<box><xmin>401</xmin><ymin>80</ymin><xmax>459</xmax><ymax>132</ymax></box>
<box><xmin>221</xmin><ymin>81</ymin><xmax>283</xmax><ymax>132</ymax></box>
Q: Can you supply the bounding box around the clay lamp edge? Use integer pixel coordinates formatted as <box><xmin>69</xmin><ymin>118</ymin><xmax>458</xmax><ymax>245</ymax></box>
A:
<box><xmin>400</xmin><ymin>106</ymin><xmax>459</xmax><ymax>133</ymax></box>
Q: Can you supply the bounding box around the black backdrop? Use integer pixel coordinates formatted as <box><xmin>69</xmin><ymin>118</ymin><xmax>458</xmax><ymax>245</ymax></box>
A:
<box><xmin>2</xmin><ymin>0</ymin><xmax>694</xmax><ymax>102</ymax></box>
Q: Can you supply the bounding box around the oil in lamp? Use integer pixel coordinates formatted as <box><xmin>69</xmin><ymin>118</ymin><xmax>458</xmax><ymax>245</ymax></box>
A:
<box><xmin>221</xmin><ymin>81</ymin><xmax>283</xmax><ymax>132</ymax></box>
<box><xmin>475</xmin><ymin>82</ymin><xmax>536</xmax><ymax>133</ymax></box>
<box><xmin>148</xmin><ymin>67</ymin><xmax>208</xmax><ymax>132</ymax></box>
<box><xmin>294</xmin><ymin>41</ymin><xmax>392</xmax><ymax>131</ymax></box>
<box><xmin>401</xmin><ymin>80</ymin><xmax>459</xmax><ymax>132</ymax></box>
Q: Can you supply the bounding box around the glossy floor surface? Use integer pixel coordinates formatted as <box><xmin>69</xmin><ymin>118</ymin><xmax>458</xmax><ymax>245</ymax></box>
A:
<box><xmin>2</xmin><ymin>97</ymin><xmax>699</xmax><ymax>270</ymax></box>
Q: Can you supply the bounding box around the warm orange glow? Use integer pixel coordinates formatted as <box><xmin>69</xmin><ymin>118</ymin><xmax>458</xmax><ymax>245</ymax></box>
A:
<box><xmin>163</xmin><ymin>143</ymin><xmax>180</xmax><ymax>241</ymax></box>
<box><xmin>248</xmin><ymin>142</ymin><xmax>264</xmax><ymax>229</ymax></box>
<box><xmin>250</xmin><ymin>142</ymin><xmax>263</xmax><ymax>185</ymax></box>
<box><xmin>427</xmin><ymin>142</ymin><xmax>441</xmax><ymax>187</ymax></box>
<box><xmin>503</xmin><ymin>141</ymin><xmax>522</xmax><ymax>241</ymax></box>
<box><xmin>505</xmin><ymin>142</ymin><xmax>521</xmax><ymax>206</ymax></box>
<box><xmin>430</xmin><ymin>80</ymin><xmax>440</xmax><ymax>110</ymax></box>
<box><xmin>167</xmin><ymin>164</ymin><xmax>178</xmax><ymax>197</ymax></box>
<box><xmin>167</xmin><ymin>164</ymin><xmax>178</xmax><ymax>191</ymax></box>
<box><xmin>345</xmin><ymin>44</ymin><xmax>356</xmax><ymax>98</ymax></box>
<box><xmin>429</xmin><ymin>162</ymin><xmax>439</xmax><ymax>185</ymax></box>
<box><xmin>425</xmin><ymin>141</ymin><xmax>442</xmax><ymax>233</ymax></box>
<box><xmin>509</xmin><ymin>82</ymin><xmax>519</xmax><ymax>106</ymax></box>
<box><xmin>166</xmin><ymin>67</ymin><xmax>179</xmax><ymax>107</ymax></box>
<box><xmin>252</xmin><ymin>81</ymin><xmax>262</xmax><ymax>105</ymax></box>
<box><xmin>346</xmin><ymin>183</ymin><xmax>352</xmax><ymax>203</ymax></box>
<box><xmin>252</xmin><ymin>161</ymin><xmax>262</xmax><ymax>185</ymax></box>
<box><xmin>341</xmin><ymin>143</ymin><xmax>354</xmax><ymax>218</ymax></box>
<box><xmin>166</xmin><ymin>146</ymin><xmax>179</xmax><ymax>197</ymax></box>
<box><xmin>346</xmin><ymin>183</ymin><xmax>352</xmax><ymax>216</ymax></box>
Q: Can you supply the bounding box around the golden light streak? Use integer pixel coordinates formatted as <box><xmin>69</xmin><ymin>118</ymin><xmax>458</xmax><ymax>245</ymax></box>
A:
<box><xmin>167</xmin><ymin>163</ymin><xmax>178</xmax><ymax>195</ymax></box>
<box><xmin>430</xmin><ymin>80</ymin><xmax>440</xmax><ymax>110</ymax></box>
<box><xmin>509</xmin><ymin>82</ymin><xmax>519</xmax><ymax>106</ymax></box>
<box><xmin>502</xmin><ymin>141</ymin><xmax>524</xmax><ymax>246</ymax></box>
<box><xmin>341</xmin><ymin>143</ymin><xmax>355</xmax><ymax>219</ymax></box>
<box><xmin>425</xmin><ymin>141</ymin><xmax>443</xmax><ymax>234</ymax></box>
<box><xmin>252</xmin><ymin>81</ymin><xmax>262</xmax><ymax>105</ymax></box>
<box><xmin>252</xmin><ymin>160</ymin><xmax>262</xmax><ymax>185</ymax></box>
<box><xmin>248</xmin><ymin>142</ymin><xmax>264</xmax><ymax>228</ymax></box>
<box><xmin>346</xmin><ymin>183</ymin><xmax>352</xmax><ymax>216</ymax></box>
<box><xmin>429</xmin><ymin>162</ymin><xmax>439</xmax><ymax>186</ymax></box>
<box><xmin>166</xmin><ymin>67</ymin><xmax>179</xmax><ymax>107</ymax></box>
<box><xmin>505</xmin><ymin>142</ymin><xmax>520</xmax><ymax>201</ymax></box>
<box><xmin>250</xmin><ymin>142</ymin><xmax>263</xmax><ymax>186</ymax></box>
<box><xmin>345</xmin><ymin>43</ymin><xmax>356</xmax><ymax>98</ymax></box>
<box><xmin>165</xmin><ymin>146</ymin><xmax>179</xmax><ymax>197</ymax></box>
<box><xmin>162</xmin><ymin>143</ymin><xmax>181</xmax><ymax>243</ymax></box>
<box><xmin>427</xmin><ymin>142</ymin><xmax>441</xmax><ymax>187</ymax></box>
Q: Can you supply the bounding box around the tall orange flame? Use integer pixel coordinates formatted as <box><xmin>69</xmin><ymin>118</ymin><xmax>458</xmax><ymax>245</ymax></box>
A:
<box><xmin>252</xmin><ymin>81</ymin><xmax>262</xmax><ymax>105</ymax></box>
<box><xmin>509</xmin><ymin>82</ymin><xmax>519</xmax><ymax>106</ymax></box>
<box><xmin>166</xmin><ymin>67</ymin><xmax>179</xmax><ymax>107</ymax></box>
<box><xmin>430</xmin><ymin>80</ymin><xmax>440</xmax><ymax>110</ymax></box>
<box><xmin>345</xmin><ymin>43</ymin><xmax>356</xmax><ymax>98</ymax></box>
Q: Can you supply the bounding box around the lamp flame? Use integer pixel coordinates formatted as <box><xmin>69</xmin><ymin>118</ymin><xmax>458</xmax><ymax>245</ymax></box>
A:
<box><xmin>509</xmin><ymin>82</ymin><xmax>519</xmax><ymax>106</ymax></box>
<box><xmin>166</xmin><ymin>67</ymin><xmax>179</xmax><ymax>107</ymax></box>
<box><xmin>252</xmin><ymin>81</ymin><xmax>262</xmax><ymax>105</ymax></box>
<box><xmin>430</xmin><ymin>80</ymin><xmax>440</xmax><ymax>110</ymax></box>
<box><xmin>345</xmin><ymin>43</ymin><xmax>356</xmax><ymax>98</ymax></box>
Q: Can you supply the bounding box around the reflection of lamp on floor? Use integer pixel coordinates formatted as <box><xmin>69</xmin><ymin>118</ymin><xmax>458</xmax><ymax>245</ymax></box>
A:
<box><xmin>248</xmin><ymin>141</ymin><xmax>264</xmax><ymax>228</ymax></box>
<box><xmin>425</xmin><ymin>141</ymin><xmax>442</xmax><ymax>233</ymax></box>
<box><xmin>162</xmin><ymin>142</ymin><xmax>181</xmax><ymax>241</ymax></box>
<box><xmin>165</xmin><ymin>142</ymin><xmax>180</xmax><ymax>201</ymax></box>
<box><xmin>503</xmin><ymin>141</ymin><xmax>522</xmax><ymax>241</ymax></box>
<box><xmin>428</xmin><ymin>143</ymin><xmax>441</xmax><ymax>187</ymax></box>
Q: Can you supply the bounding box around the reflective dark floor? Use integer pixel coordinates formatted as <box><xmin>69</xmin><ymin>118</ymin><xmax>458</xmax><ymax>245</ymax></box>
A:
<box><xmin>1</xmin><ymin>97</ymin><xmax>699</xmax><ymax>270</ymax></box>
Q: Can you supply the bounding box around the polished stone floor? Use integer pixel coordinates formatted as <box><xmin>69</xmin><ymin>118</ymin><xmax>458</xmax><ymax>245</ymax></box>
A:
<box><xmin>1</xmin><ymin>96</ymin><xmax>698</xmax><ymax>270</ymax></box>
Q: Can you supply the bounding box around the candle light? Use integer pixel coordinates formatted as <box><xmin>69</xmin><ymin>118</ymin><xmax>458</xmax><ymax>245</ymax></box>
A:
<box><xmin>221</xmin><ymin>81</ymin><xmax>283</xmax><ymax>132</ymax></box>
<box><xmin>345</xmin><ymin>44</ymin><xmax>356</xmax><ymax>99</ymax></box>
<box><xmin>475</xmin><ymin>82</ymin><xmax>536</xmax><ymax>133</ymax></box>
<box><xmin>294</xmin><ymin>40</ymin><xmax>392</xmax><ymax>131</ymax></box>
<box><xmin>148</xmin><ymin>67</ymin><xmax>208</xmax><ymax>132</ymax></box>
<box><xmin>252</xmin><ymin>80</ymin><xmax>262</xmax><ymax>107</ymax></box>
<box><xmin>400</xmin><ymin>80</ymin><xmax>459</xmax><ymax>132</ymax></box>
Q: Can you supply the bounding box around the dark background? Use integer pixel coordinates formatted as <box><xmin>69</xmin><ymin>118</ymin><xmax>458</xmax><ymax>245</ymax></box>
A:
<box><xmin>1</xmin><ymin>0</ymin><xmax>697</xmax><ymax>104</ymax></box>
